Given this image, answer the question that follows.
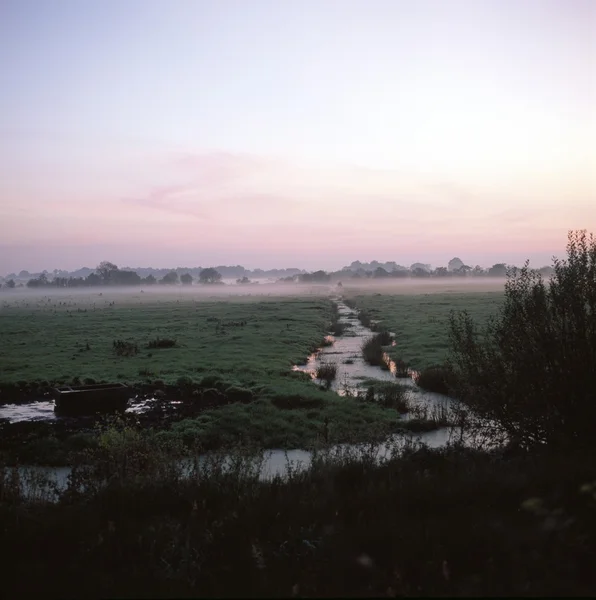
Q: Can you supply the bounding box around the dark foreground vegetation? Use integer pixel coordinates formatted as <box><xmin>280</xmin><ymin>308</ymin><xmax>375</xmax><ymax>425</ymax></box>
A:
<box><xmin>2</xmin><ymin>441</ymin><xmax>596</xmax><ymax>598</ymax></box>
<box><xmin>1</xmin><ymin>230</ymin><xmax>595</xmax><ymax>597</ymax></box>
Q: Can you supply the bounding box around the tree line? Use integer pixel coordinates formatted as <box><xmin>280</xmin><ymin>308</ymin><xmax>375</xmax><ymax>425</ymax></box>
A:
<box><xmin>14</xmin><ymin>263</ymin><xmax>224</xmax><ymax>288</ymax></box>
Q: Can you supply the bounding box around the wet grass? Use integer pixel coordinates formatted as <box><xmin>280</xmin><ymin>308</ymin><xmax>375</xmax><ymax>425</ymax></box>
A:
<box><xmin>0</xmin><ymin>295</ymin><xmax>333</xmax><ymax>389</ymax></box>
<box><xmin>345</xmin><ymin>291</ymin><xmax>503</xmax><ymax>369</ymax></box>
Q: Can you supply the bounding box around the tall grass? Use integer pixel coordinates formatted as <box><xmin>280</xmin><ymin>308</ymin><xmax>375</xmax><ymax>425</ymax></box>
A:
<box><xmin>2</xmin><ymin>439</ymin><xmax>596</xmax><ymax>597</ymax></box>
<box><xmin>414</xmin><ymin>365</ymin><xmax>457</xmax><ymax>395</ymax></box>
<box><xmin>361</xmin><ymin>331</ymin><xmax>392</xmax><ymax>367</ymax></box>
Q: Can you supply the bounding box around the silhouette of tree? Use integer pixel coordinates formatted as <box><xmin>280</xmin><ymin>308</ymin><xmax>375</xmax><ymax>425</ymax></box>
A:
<box><xmin>96</xmin><ymin>261</ymin><xmax>118</xmax><ymax>283</ymax></box>
<box><xmin>448</xmin><ymin>257</ymin><xmax>464</xmax><ymax>272</ymax></box>
<box><xmin>160</xmin><ymin>271</ymin><xmax>179</xmax><ymax>285</ymax></box>
<box><xmin>180</xmin><ymin>273</ymin><xmax>193</xmax><ymax>285</ymax></box>
<box><xmin>199</xmin><ymin>268</ymin><xmax>222</xmax><ymax>284</ymax></box>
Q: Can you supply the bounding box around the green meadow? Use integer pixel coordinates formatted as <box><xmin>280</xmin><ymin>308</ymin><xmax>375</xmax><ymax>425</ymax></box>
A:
<box><xmin>344</xmin><ymin>290</ymin><xmax>504</xmax><ymax>368</ymax></box>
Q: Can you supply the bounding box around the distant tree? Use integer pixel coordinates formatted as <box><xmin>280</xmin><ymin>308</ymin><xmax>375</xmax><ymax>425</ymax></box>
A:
<box><xmin>111</xmin><ymin>270</ymin><xmax>141</xmax><ymax>286</ymax></box>
<box><xmin>96</xmin><ymin>261</ymin><xmax>118</xmax><ymax>283</ymax></box>
<box><xmin>434</xmin><ymin>267</ymin><xmax>449</xmax><ymax>277</ymax></box>
<box><xmin>412</xmin><ymin>267</ymin><xmax>431</xmax><ymax>278</ymax></box>
<box><xmin>160</xmin><ymin>271</ymin><xmax>179</xmax><ymax>285</ymax></box>
<box><xmin>455</xmin><ymin>265</ymin><xmax>472</xmax><ymax>276</ymax></box>
<box><xmin>472</xmin><ymin>265</ymin><xmax>485</xmax><ymax>277</ymax></box>
<box><xmin>85</xmin><ymin>273</ymin><xmax>102</xmax><ymax>286</ymax></box>
<box><xmin>488</xmin><ymin>263</ymin><xmax>508</xmax><ymax>277</ymax></box>
<box><xmin>236</xmin><ymin>276</ymin><xmax>251</xmax><ymax>284</ymax></box>
<box><xmin>199</xmin><ymin>268</ymin><xmax>222</xmax><ymax>284</ymax></box>
<box><xmin>180</xmin><ymin>273</ymin><xmax>193</xmax><ymax>285</ymax></box>
<box><xmin>448</xmin><ymin>257</ymin><xmax>464</xmax><ymax>272</ymax></box>
<box><xmin>539</xmin><ymin>266</ymin><xmax>555</xmax><ymax>277</ymax></box>
<box><xmin>373</xmin><ymin>267</ymin><xmax>390</xmax><ymax>278</ymax></box>
<box><xmin>5</xmin><ymin>279</ymin><xmax>15</xmax><ymax>289</ymax></box>
<box><xmin>410</xmin><ymin>263</ymin><xmax>431</xmax><ymax>273</ymax></box>
<box><xmin>142</xmin><ymin>274</ymin><xmax>157</xmax><ymax>285</ymax></box>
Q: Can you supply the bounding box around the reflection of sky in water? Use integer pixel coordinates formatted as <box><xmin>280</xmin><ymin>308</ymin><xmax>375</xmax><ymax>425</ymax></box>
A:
<box><xmin>0</xmin><ymin>401</ymin><xmax>57</xmax><ymax>423</ymax></box>
<box><xmin>0</xmin><ymin>396</ymin><xmax>181</xmax><ymax>423</ymax></box>
<box><xmin>292</xmin><ymin>299</ymin><xmax>450</xmax><ymax>412</ymax></box>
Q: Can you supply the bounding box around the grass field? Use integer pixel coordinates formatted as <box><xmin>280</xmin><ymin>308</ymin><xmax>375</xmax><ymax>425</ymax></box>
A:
<box><xmin>0</xmin><ymin>289</ymin><xmax>410</xmax><ymax>459</ymax></box>
<box><xmin>344</xmin><ymin>289</ymin><xmax>504</xmax><ymax>368</ymax></box>
<box><xmin>0</xmin><ymin>290</ymin><xmax>332</xmax><ymax>386</ymax></box>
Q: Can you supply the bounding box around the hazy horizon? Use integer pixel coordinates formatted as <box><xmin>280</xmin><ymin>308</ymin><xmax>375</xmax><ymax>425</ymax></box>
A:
<box><xmin>1</xmin><ymin>0</ymin><xmax>594</xmax><ymax>274</ymax></box>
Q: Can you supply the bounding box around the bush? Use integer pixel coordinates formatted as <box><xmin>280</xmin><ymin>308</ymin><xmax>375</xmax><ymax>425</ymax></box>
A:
<box><xmin>448</xmin><ymin>230</ymin><xmax>596</xmax><ymax>450</ymax></box>
<box><xmin>414</xmin><ymin>365</ymin><xmax>456</xmax><ymax>395</ymax></box>
<box><xmin>361</xmin><ymin>332</ymin><xmax>392</xmax><ymax>367</ymax></box>
<box><xmin>147</xmin><ymin>338</ymin><xmax>177</xmax><ymax>349</ymax></box>
<box><xmin>112</xmin><ymin>339</ymin><xmax>138</xmax><ymax>357</ymax></box>
<box><xmin>316</xmin><ymin>363</ymin><xmax>338</xmax><ymax>383</ymax></box>
<box><xmin>226</xmin><ymin>386</ymin><xmax>254</xmax><ymax>404</ymax></box>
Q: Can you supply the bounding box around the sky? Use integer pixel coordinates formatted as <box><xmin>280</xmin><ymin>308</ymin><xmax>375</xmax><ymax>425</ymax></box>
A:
<box><xmin>0</xmin><ymin>0</ymin><xmax>594</xmax><ymax>274</ymax></box>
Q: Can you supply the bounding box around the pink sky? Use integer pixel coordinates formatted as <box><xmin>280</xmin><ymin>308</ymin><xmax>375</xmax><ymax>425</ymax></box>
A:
<box><xmin>1</xmin><ymin>0</ymin><xmax>594</xmax><ymax>274</ymax></box>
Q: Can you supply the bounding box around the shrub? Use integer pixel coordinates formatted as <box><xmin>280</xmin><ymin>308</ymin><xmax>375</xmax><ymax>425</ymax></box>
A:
<box><xmin>147</xmin><ymin>338</ymin><xmax>177</xmax><ymax>349</ymax></box>
<box><xmin>392</xmin><ymin>358</ymin><xmax>410</xmax><ymax>378</ymax></box>
<box><xmin>414</xmin><ymin>365</ymin><xmax>456</xmax><ymax>395</ymax></box>
<box><xmin>112</xmin><ymin>339</ymin><xmax>138</xmax><ymax>357</ymax></box>
<box><xmin>448</xmin><ymin>230</ymin><xmax>596</xmax><ymax>450</ymax></box>
<box><xmin>361</xmin><ymin>332</ymin><xmax>391</xmax><ymax>367</ymax></box>
<box><xmin>316</xmin><ymin>363</ymin><xmax>338</xmax><ymax>383</ymax></box>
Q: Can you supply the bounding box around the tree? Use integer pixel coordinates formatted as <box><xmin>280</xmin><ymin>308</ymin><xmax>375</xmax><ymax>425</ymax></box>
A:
<box><xmin>373</xmin><ymin>267</ymin><xmax>390</xmax><ymax>278</ymax></box>
<box><xmin>85</xmin><ymin>273</ymin><xmax>102</xmax><ymax>286</ymax></box>
<box><xmin>448</xmin><ymin>257</ymin><xmax>464</xmax><ymax>272</ymax></box>
<box><xmin>5</xmin><ymin>279</ymin><xmax>15</xmax><ymax>289</ymax></box>
<box><xmin>111</xmin><ymin>270</ymin><xmax>141</xmax><ymax>286</ymax></box>
<box><xmin>434</xmin><ymin>267</ymin><xmax>449</xmax><ymax>277</ymax></box>
<box><xmin>199</xmin><ymin>268</ymin><xmax>222</xmax><ymax>284</ymax></box>
<box><xmin>236</xmin><ymin>276</ymin><xmax>251</xmax><ymax>284</ymax></box>
<box><xmin>488</xmin><ymin>263</ymin><xmax>507</xmax><ymax>277</ymax></box>
<box><xmin>96</xmin><ymin>261</ymin><xmax>118</xmax><ymax>283</ymax></box>
<box><xmin>142</xmin><ymin>274</ymin><xmax>157</xmax><ymax>285</ymax></box>
<box><xmin>160</xmin><ymin>271</ymin><xmax>179</xmax><ymax>285</ymax></box>
<box><xmin>180</xmin><ymin>273</ymin><xmax>193</xmax><ymax>285</ymax></box>
<box><xmin>448</xmin><ymin>230</ymin><xmax>596</xmax><ymax>451</ymax></box>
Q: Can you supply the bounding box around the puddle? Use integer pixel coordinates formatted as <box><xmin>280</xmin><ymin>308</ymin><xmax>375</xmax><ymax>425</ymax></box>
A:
<box><xmin>0</xmin><ymin>396</ymin><xmax>179</xmax><ymax>423</ymax></box>
<box><xmin>0</xmin><ymin>401</ymin><xmax>57</xmax><ymax>423</ymax></box>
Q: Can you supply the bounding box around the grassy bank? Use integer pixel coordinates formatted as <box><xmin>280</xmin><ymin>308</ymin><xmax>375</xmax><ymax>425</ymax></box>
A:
<box><xmin>2</xmin><ymin>441</ymin><xmax>595</xmax><ymax>597</ymax></box>
<box><xmin>344</xmin><ymin>291</ymin><xmax>503</xmax><ymax>369</ymax></box>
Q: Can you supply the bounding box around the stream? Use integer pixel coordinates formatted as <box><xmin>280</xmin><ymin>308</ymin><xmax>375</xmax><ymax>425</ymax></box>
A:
<box><xmin>3</xmin><ymin>295</ymin><xmax>463</xmax><ymax>498</ymax></box>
